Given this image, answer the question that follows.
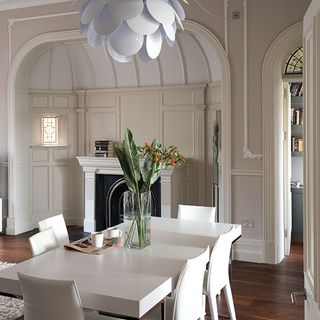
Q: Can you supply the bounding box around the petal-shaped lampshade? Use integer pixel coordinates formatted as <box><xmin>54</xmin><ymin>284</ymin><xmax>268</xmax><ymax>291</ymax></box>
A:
<box><xmin>80</xmin><ymin>22</ymin><xmax>89</xmax><ymax>34</ymax></box>
<box><xmin>166</xmin><ymin>37</ymin><xmax>175</xmax><ymax>47</ymax></box>
<box><xmin>138</xmin><ymin>43</ymin><xmax>154</xmax><ymax>62</ymax></box>
<box><xmin>162</xmin><ymin>23</ymin><xmax>176</xmax><ymax>41</ymax></box>
<box><xmin>81</xmin><ymin>0</ymin><xmax>107</xmax><ymax>25</ymax></box>
<box><xmin>94</xmin><ymin>6</ymin><xmax>122</xmax><ymax>35</ymax></box>
<box><xmin>173</xmin><ymin>10</ymin><xmax>184</xmax><ymax>30</ymax></box>
<box><xmin>108</xmin><ymin>0</ymin><xmax>144</xmax><ymax>20</ymax></box>
<box><xmin>110</xmin><ymin>22</ymin><xmax>144</xmax><ymax>56</ymax></box>
<box><xmin>80</xmin><ymin>0</ymin><xmax>186</xmax><ymax>63</ymax></box>
<box><xmin>169</xmin><ymin>0</ymin><xmax>185</xmax><ymax>20</ymax></box>
<box><xmin>127</xmin><ymin>6</ymin><xmax>159</xmax><ymax>35</ymax></box>
<box><xmin>146</xmin><ymin>28</ymin><xmax>163</xmax><ymax>59</ymax></box>
<box><xmin>87</xmin><ymin>22</ymin><xmax>104</xmax><ymax>47</ymax></box>
<box><xmin>146</xmin><ymin>0</ymin><xmax>175</xmax><ymax>25</ymax></box>
<box><xmin>105</xmin><ymin>38</ymin><xmax>133</xmax><ymax>63</ymax></box>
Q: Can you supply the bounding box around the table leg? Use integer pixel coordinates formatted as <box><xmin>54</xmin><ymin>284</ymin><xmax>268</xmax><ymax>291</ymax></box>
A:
<box><xmin>161</xmin><ymin>301</ymin><xmax>165</xmax><ymax>320</ymax></box>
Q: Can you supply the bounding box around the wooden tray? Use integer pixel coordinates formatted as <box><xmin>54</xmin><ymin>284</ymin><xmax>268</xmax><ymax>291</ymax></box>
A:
<box><xmin>64</xmin><ymin>237</ymin><xmax>122</xmax><ymax>255</ymax></box>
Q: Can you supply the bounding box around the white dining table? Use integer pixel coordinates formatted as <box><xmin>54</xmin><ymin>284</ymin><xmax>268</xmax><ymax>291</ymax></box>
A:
<box><xmin>0</xmin><ymin>217</ymin><xmax>241</xmax><ymax>319</ymax></box>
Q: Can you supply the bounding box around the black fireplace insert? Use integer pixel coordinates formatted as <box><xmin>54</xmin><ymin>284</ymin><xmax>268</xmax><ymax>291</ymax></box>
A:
<box><xmin>95</xmin><ymin>174</ymin><xmax>161</xmax><ymax>231</ymax></box>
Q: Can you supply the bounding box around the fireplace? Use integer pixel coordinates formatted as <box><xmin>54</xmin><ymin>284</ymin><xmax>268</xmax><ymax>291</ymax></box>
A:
<box><xmin>77</xmin><ymin>157</ymin><xmax>187</xmax><ymax>232</ymax></box>
<box><xmin>95</xmin><ymin>174</ymin><xmax>161</xmax><ymax>231</ymax></box>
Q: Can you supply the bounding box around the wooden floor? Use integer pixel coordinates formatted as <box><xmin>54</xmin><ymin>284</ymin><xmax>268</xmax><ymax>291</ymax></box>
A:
<box><xmin>0</xmin><ymin>230</ymin><xmax>304</xmax><ymax>320</ymax></box>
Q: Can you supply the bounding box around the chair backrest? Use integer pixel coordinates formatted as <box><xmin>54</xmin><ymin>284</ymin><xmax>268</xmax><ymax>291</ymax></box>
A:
<box><xmin>173</xmin><ymin>246</ymin><xmax>210</xmax><ymax>320</ymax></box>
<box><xmin>177</xmin><ymin>205</ymin><xmax>216</xmax><ymax>222</ymax></box>
<box><xmin>38</xmin><ymin>214</ymin><xmax>69</xmax><ymax>245</ymax></box>
<box><xmin>18</xmin><ymin>272</ymin><xmax>85</xmax><ymax>320</ymax></box>
<box><xmin>29</xmin><ymin>227</ymin><xmax>59</xmax><ymax>257</ymax></box>
<box><xmin>206</xmin><ymin>226</ymin><xmax>234</xmax><ymax>295</ymax></box>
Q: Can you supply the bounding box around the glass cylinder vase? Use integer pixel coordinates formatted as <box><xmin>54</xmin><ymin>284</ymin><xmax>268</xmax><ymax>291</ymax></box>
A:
<box><xmin>123</xmin><ymin>191</ymin><xmax>151</xmax><ymax>249</ymax></box>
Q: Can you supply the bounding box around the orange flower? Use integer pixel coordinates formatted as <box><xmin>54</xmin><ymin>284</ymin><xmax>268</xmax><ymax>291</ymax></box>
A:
<box><xmin>145</xmin><ymin>142</ymin><xmax>150</xmax><ymax>149</ymax></box>
<box><xmin>171</xmin><ymin>159</ymin><xmax>175</xmax><ymax>167</ymax></box>
<box><xmin>154</xmin><ymin>155</ymin><xmax>159</xmax><ymax>162</ymax></box>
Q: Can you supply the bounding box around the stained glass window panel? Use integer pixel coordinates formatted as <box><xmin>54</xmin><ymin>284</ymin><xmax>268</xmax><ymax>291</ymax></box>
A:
<box><xmin>41</xmin><ymin>116</ymin><xmax>58</xmax><ymax>144</ymax></box>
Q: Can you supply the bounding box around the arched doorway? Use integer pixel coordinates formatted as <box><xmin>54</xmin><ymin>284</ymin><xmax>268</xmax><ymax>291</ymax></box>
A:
<box><xmin>262</xmin><ymin>22</ymin><xmax>303</xmax><ymax>263</ymax></box>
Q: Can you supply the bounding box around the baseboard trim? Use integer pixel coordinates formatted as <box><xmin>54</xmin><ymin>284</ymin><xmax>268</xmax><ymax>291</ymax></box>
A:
<box><xmin>233</xmin><ymin>239</ymin><xmax>265</xmax><ymax>263</ymax></box>
<box><xmin>6</xmin><ymin>216</ymin><xmax>34</xmax><ymax>235</ymax></box>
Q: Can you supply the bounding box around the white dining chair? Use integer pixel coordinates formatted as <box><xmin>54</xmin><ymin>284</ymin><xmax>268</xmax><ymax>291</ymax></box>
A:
<box><xmin>28</xmin><ymin>227</ymin><xmax>59</xmax><ymax>257</ymax></box>
<box><xmin>38</xmin><ymin>213</ymin><xmax>69</xmax><ymax>245</ymax></box>
<box><xmin>145</xmin><ymin>246</ymin><xmax>210</xmax><ymax>320</ymax></box>
<box><xmin>17</xmin><ymin>272</ymin><xmax>112</xmax><ymax>320</ymax></box>
<box><xmin>203</xmin><ymin>226</ymin><xmax>237</xmax><ymax>320</ymax></box>
<box><xmin>177</xmin><ymin>204</ymin><xmax>216</xmax><ymax>222</ymax></box>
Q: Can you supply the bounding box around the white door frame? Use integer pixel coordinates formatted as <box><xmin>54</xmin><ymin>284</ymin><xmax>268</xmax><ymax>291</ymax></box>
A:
<box><xmin>282</xmin><ymin>81</ymin><xmax>292</xmax><ymax>256</ymax></box>
<box><xmin>262</xmin><ymin>22</ymin><xmax>303</xmax><ymax>263</ymax></box>
<box><xmin>303</xmin><ymin>1</ymin><xmax>320</xmax><ymax>315</ymax></box>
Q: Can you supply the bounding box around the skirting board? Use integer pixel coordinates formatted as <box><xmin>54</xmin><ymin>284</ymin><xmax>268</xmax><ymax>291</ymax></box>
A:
<box><xmin>6</xmin><ymin>216</ymin><xmax>34</xmax><ymax>235</ymax></box>
<box><xmin>233</xmin><ymin>239</ymin><xmax>265</xmax><ymax>263</ymax></box>
<box><xmin>6</xmin><ymin>215</ymin><xmax>83</xmax><ymax>235</ymax></box>
<box><xmin>305</xmin><ymin>274</ymin><xmax>320</xmax><ymax>319</ymax></box>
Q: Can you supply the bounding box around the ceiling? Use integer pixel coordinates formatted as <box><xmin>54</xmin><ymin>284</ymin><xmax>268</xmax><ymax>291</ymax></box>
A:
<box><xmin>28</xmin><ymin>30</ymin><xmax>222</xmax><ymax>90</ymax></box>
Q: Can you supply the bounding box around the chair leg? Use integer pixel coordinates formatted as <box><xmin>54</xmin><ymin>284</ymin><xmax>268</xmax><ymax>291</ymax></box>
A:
<box><xmin>200</xmin><ymin>295</ymin><xmax>206</xmax><ymax>320</ymax></box>
<box><xmin>208</xmin><ymin>293</ymin><xmax>219</xmax><ymax>320</ymax></box>
<box><xmin>223</xmin><ymin>283</ymin><xmax>237</xmax><ymax>320</ymax></box>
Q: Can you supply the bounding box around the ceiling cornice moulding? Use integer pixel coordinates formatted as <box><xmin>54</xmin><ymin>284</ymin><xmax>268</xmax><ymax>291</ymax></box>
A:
<box><xmin>0</xmin><ymin>0</ymin><xmax>72</xmax><ymax>11</ymax></box>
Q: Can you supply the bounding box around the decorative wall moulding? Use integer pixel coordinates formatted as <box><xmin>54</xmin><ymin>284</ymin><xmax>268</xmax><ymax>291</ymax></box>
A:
<box><xmin>0</xmin><ymin>0</ymin><xmax>71</xmax><ymax>11</ymax></box>
<box><xmin>243</xmin><ymin>143</ymin><xmax>262</xmax><ymax>160</ymax></box>
<box><xmin>231</xmin><ymin>169</ymin><xmax>263</xmax><ymax>176</ymax></box>
<box><xmin>8</xmin><ymin>11</ymin><xmax>79</xmax><ymax>66</ymax></box>
<box><xmin>242</xmin><ymin>0</ymin><xmax>262</xmax><ymax>160</ymax></box>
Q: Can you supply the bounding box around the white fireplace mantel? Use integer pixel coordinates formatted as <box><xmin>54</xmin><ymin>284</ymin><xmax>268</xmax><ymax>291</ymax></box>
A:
<box><xmin>77</xmin><ymin>156</ymin><xmax>187</xmax><ymax>232</ymax></box>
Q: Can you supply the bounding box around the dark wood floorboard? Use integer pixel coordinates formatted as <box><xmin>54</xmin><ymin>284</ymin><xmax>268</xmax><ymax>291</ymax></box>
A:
<box><xmin>0</xmin><ymin>230</ymin><xmax>304</xmax><ymax>320</ymax></box>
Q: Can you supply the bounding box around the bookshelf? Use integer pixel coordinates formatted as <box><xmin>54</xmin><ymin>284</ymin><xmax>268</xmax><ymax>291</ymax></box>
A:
<box><xmin>290</xmin><ymin>87</ymin><xmax>303</xmax><ymax>157</ymax></box>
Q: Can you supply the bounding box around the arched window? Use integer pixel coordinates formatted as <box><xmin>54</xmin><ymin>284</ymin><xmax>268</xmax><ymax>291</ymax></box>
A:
<box><xmin>284</xmin><ymin>46</ymin><xmax>303</xmax><ymax>75</ymax></box>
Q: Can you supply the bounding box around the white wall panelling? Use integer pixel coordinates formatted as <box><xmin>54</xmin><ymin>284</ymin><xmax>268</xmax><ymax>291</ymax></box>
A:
<box><xmin>29</xmin><ymin>91</ymin><xmax>79</xmax><ymax>228</ymax></box>
<box><xmin>80</xmin><ymin>85</ymin><xmax>207</xmax><ymax>206</ymax></box>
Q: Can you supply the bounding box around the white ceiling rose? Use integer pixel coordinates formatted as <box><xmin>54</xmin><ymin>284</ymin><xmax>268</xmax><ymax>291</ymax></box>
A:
<box><xmin>80</xmin><ymin>0</ymin><xmax>186</xmax><ymax>63</ymax></box>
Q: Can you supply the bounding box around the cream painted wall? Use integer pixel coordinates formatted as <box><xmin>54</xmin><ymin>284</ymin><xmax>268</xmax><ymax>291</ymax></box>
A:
<box><xmin>0</xmin><ymin>0</ymin><xmax>312</xmax><ymax>261</ymax></box>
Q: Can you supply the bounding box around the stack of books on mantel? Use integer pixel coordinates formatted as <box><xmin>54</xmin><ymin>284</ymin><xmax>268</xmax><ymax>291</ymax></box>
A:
<box><xmin>95</xmin><ymin>140</ymin><xmax>115</xmax><ymax>157</ymax></box>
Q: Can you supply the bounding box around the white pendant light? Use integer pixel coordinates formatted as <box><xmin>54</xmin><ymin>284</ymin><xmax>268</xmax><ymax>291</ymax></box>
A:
<box><xmin>80</xmin><ymin>0</ymin><xmax>186</xmax><ymax>63</ymax></box>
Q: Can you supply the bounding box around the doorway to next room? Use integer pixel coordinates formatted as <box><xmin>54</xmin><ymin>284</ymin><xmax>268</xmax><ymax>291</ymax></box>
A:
<box><xmin>283</xmin><ymin>45</ymin><xmax>304</xmax><ymax>256</ymax></box>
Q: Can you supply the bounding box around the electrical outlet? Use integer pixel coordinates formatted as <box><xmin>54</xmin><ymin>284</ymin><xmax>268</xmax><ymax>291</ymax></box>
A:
<box><xmin>241</xmin><ymin>220</ymin><xmax>254</xmax><ymax>228</ymax></box>
<box><xmin>232</xmin><ymin>11</ymin><xmax>240</xmax><ymax>19</ymax></box>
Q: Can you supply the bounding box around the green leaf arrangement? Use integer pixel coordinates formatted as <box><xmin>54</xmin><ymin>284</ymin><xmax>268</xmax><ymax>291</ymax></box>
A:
<box><xmin>115</xmin><ymin>128</ymin><xmax>185</xmax><ymax>248</ymax></box>
<box><xmin>115</xmin><ymin>128</ymin><xmax>185</xmax><ymax>195</ymax></box>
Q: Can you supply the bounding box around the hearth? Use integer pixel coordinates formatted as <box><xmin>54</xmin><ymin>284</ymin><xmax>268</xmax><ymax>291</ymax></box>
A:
<box><xmin>95</xmin><ymin>174</ymin><xmax>161</xmax><ymax>231</ymax></box>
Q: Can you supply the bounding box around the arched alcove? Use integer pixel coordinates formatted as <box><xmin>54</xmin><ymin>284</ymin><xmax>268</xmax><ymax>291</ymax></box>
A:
<box><xmin>7</xmin><ymin>21</ymin><xmax>231</xmax><ymax>235</ymax></box>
